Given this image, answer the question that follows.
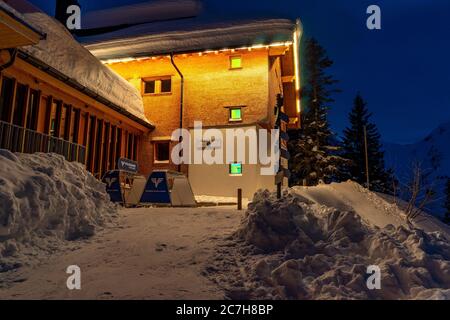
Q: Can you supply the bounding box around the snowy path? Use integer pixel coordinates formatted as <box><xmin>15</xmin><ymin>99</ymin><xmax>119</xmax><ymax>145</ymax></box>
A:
<box><xmin>0</xmin><ymin>207</ymin><xmax>243</xmax><ymax>300</ymax></box>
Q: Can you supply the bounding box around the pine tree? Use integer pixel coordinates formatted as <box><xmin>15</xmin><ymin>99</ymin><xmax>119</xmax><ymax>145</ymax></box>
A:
<box><xmin>289</xmin><ymin>38</ymin><xmax>346</xmax><ymax>186</ymax></box>
<box><xmin>444</xmin><ymin>178</ymin><xmax>450</xmax><ymax>224</ymax></box>
<box><xmin>342</xmin><ymin>93</ymin><xmax>393</xmax><ymax>193</ymax></box>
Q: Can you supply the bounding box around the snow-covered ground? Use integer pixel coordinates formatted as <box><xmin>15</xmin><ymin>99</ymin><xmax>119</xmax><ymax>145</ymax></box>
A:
<box><xmin>0</xmin><ymin>206</ymin><xmax>241</xmax><ymax>299</ymax></box>
<box><xmin>195</xmin><ymin>195</ymin><xmax>250</xmax><ymax>206</ymax></box>
<box><xmin>206</xmin><ymin>182</ymin><xmax>450</xmax><ymax>300</ymax></box>
<box><xmin>1</xmin><ymin>151</ymin><xmax>449</xmax><ymax>300</ymax></box>
<box><xmin>0</xmin><ymin>151</ymin><xmax>117</xmax><ymax>281</ymax></box>
<box><xmin>292</xmin><ymin>182</ymin><xmax>450</xmax><ymax>234</ymax></box>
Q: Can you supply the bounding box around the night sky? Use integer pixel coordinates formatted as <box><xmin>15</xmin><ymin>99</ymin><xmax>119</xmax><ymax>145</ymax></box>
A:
<box><xmin>29</xmin><ymin>0</ymin><xmax>450</xmax><ymax>144</ymax></box>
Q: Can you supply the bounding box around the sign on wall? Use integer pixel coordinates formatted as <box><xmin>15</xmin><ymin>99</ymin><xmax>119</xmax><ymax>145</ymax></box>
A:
<box><xmin>102</xmin><ymin>170</ymin><xmax>123</xmax><ymax>203</ymax></box>
<box><xmin>118</xmin><ymin>158</ymin><xmax>139</xmax><ymax>174</ymax></box>
<box><xmin>140</xmin><ymin>171</ymin><xmax>171</xmax><ymax>204</ymax></box>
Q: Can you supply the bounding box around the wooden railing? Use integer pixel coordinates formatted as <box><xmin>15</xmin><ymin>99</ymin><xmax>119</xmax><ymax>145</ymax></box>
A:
<box><xmin>0</xmin><ymin>120</ymin><xmax>86</xmax><ymax>164</ymax></box>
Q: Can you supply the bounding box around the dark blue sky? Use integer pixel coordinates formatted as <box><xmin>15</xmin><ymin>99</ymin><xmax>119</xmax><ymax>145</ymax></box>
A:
<box><xmin>29</xmin><ymin>0</ymin><xmax>450</xmax><ymax>144</ymax></box>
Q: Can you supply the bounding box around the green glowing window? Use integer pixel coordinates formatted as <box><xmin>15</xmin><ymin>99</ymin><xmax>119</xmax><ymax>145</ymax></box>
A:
<box><xmin>229</xmin><ymin>163</ymin><xmax>243</xmax><ymax>176</ymax></box>
<box><xmin>230</xmin><ymin>56</ymin><xmax>242</xmax><ymax>69</ymax></box>
<box><xmin>229</xmin><ymin>107</ymin><xmax>242</xmax><ymax>122</ymax></box>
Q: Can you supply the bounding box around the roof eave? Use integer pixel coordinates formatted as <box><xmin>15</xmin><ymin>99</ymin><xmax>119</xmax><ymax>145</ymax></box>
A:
<box><xmin>0</xmin><ymin>5</ymin><xmax>46</xmax><ymax>49</ymax></box>
<box><xmin>17</xmin><ymin>50</ymin><xmax>155</xmax><ymax>130</ymax></box>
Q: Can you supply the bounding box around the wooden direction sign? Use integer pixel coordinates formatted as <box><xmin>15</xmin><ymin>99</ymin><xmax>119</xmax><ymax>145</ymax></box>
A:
<box><xmin>275</xmin><ymin>94</ymin><xmax>291</xmax><ymax>187</ymax></box>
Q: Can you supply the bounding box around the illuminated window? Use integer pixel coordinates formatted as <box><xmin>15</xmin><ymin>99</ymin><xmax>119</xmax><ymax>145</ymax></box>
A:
<box><xmin>154</xmin><ymin>141</ymin><xmax>170</xmax><ymax>163</ymax></box>
<box><xmin>161</xmin><ymin>79</ymin><xmax>172</xmax><ymax>93</ymax></box>
<box><xmin>229</xmin><ymin>107</ymin><xmax>242</xmax><ymax>122</ymax></box>
<box><xmin>143</xmin><ymin>77</ymin><xmax>172</xmax><ymax>95</ymax></box>
<box><xmin>229</xmin><ymin>163</ymin><xmax>243</xmax><ymax>176</ymax></box>
<box><xmin>230</xmin><ymin>56</ymin><xmax>242</xmax><ymax>69</ymax></box>
<box><xmin>144</xmin><ymin>80</ymin><xmax>156</xmax><ymax>94</ymax></box>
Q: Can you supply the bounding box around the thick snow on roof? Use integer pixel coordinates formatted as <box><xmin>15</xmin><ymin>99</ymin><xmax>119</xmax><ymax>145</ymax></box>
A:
<box><xmin>81</xmin><ymin>18</ymin><xmax>296</xmax><ymax>60</ymax></box>
<box><xmin>0</xmin><ymin>0</ymin><xmax>43</xmax><ymax>36</ymax></box>
<box><xmin>16</xmin><ymin>11</ymin><xmax>150</xmax><ymax>125</ymax></box>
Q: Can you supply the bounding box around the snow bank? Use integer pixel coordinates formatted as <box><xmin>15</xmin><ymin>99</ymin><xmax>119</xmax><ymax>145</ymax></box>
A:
<box><xmin>207</xmin><ymin>186</ymin><xmax>450</xmax><ymax>300</ymax></box>
<box><xmin>18</xmin><ymin>10</ymin><xmax>149</xmax><ymax>124</ymax></box>
<box><xmin>292</xmin><ymin>181</ymin><xmax>450</xmax><ymax>234</ymax></box>
<box><xmin>195</xmin><ymin>195</ymin><xmax>249</xmax><ymax>206</ymax></box>
<box><xmin>0</xmin><ymin>150</ymin><xmax>117</xmax><ymax>273</ymax></box>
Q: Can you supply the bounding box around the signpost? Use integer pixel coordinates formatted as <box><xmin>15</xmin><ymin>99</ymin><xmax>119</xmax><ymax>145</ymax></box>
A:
<box><xmin>274</xmin><ymin>94</ymin><xmax>291</xmax><ymax>198</ymax></box>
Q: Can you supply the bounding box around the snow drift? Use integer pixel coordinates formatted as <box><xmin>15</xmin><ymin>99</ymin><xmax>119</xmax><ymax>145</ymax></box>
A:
<box><xmin>292</xmin><ymin>182</ymin><xmax>450</xmax><ymax>234</ymax></box>
<box><xmin>0</xmin><ymin>150</ymin><xmax>117</xmax><ymax>273</ymax></box>
<box><xmin>207</xmin><ymin>183</ymin><xmax>450</xmax><ymax>300</ymax></box>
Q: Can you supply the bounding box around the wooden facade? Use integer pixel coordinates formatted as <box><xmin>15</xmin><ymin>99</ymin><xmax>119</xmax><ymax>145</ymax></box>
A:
<box><xmin>0</xmin><ymin>57</ymin><xmax>149</xmax><ymax>179</ymax></box>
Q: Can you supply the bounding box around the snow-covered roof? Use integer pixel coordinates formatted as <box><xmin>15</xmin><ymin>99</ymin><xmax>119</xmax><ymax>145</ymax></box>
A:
<box><xmin>0</xmin><ymin>0</ymin><xmax>44</xmax><ymax>38</ymax></box>
<box><xmin>8</xmin><ymin>7</ymin><xmax>152</xmax><ymax>128</ymax></box>
<box><xmin>80</xmin><ymin>18</ymin><xmax>297</xmax><ymax>60</ymax></box>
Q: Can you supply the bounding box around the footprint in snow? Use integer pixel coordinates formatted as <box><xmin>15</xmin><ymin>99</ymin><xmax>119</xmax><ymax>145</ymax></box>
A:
<box><xmin>155</xmin><ymin>243</ymin><xmax>168</xmax><ymax>252</ymax></box>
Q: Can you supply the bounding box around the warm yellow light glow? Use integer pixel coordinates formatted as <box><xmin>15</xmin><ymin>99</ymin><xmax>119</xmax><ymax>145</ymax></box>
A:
<box><xmin>293</xmin><ymin>24</ymin><xmax>302</xmax><ymax>115</ymax></box>
<box><xmin>101</xmin><ymin>41</ymin><xmax>294</xmax><ymax>65</ymax></box>
<box><xmin>230</xmin><ymin>56</ymin><xmax>242</xmax><ymax>69</ymax></box>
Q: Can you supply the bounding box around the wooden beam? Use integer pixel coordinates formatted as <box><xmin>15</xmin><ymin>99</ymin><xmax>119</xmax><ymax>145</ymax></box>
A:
<box><xmin>282</xmin><ymin>75</ymin><xmax>295</xmax><ymax>83</ymax></box>
<box><xmin>0</xmin><ymin>10</ymin><xmax>43</xmax><ymax>49</ymax></box>
<box><xmin>269</xmin><ymin>46</ymin><xmax>289</xmax><ymax>57</ymax></box>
